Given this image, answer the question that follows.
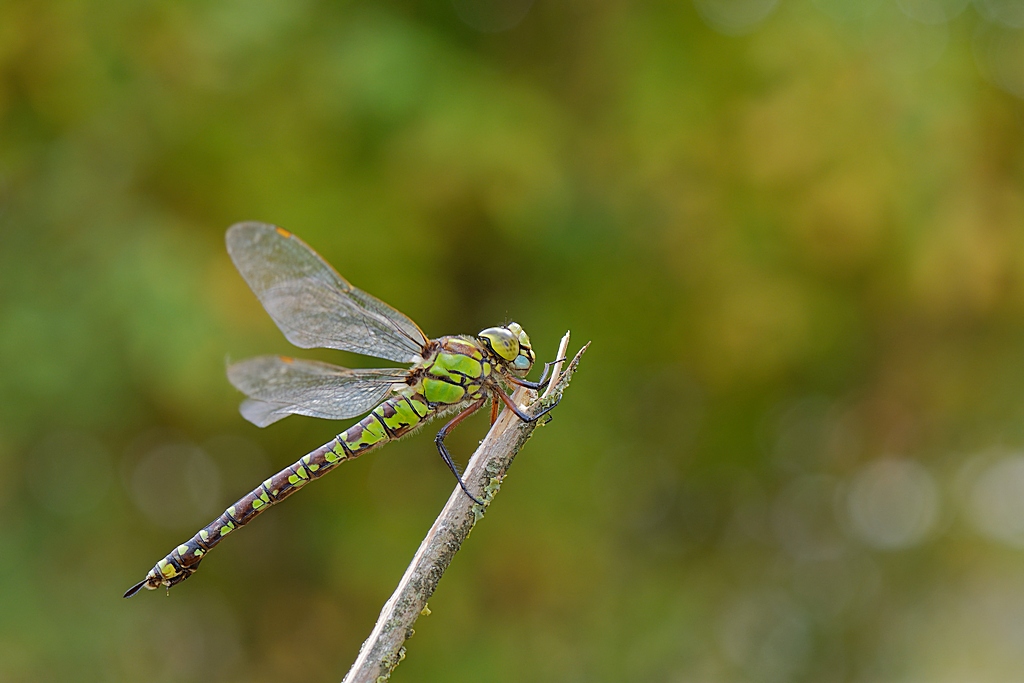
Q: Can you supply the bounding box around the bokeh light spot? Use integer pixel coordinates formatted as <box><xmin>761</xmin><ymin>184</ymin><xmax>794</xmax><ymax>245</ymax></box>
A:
<box><xmin>845</xmin><ymin>458</ymin><xmax>939</xmax><ymax>549</ymax></box>
<box><xmin>128</xmin><ymin>442</ymin><xmax>221</xmax><ymax>531</ymax></box>
<box><xmin>966</xmin><ymin>455</ymin><xmax>1024</xmax><ymax>547</ymax></box>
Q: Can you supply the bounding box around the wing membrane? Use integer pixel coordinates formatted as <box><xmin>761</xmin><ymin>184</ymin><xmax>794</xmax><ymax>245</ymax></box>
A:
<box><xmin>226</xmin><ymin>222</ymin><xmax>429</xmax><ymax>363</ymax></box>
<box><xmin>227</xmin><ymin>355</ymin><xmax>410</xmax><ymax>427</ymax></box>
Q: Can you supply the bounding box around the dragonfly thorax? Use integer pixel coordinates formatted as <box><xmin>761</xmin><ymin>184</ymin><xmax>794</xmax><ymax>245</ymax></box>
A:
<box><xmin>478</xmin><ymin>322</ymin><xmax>535</xmax><ymax>376</ymax></box>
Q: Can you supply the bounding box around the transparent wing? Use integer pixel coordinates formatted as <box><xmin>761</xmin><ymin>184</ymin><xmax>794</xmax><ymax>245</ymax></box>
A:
<box><xmin>226</xmin><ymin>222</ymin><xmax>429</xmax><ymax>363</ymax></box>
<box><xmin>227</xmin><ymin>355</ymin><xmax>411</xmax><ymax>427</ymax></box>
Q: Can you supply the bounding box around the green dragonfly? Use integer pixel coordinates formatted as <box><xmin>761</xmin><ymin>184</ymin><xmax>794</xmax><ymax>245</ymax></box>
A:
<box><xmin>125</xmin><ymin>222</ymin><xmax>558</xmax><ymax>597</ymax></box>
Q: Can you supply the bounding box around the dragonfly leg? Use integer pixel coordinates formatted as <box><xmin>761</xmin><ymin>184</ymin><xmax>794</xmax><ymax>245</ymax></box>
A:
<box><xmin>495</xmin><ymin>387</ymin><xmax>561</xmax><ymax>423</ymax></box>
<box><xmin>435</xmin><ymin>398</ymin><xmax>488</xmax><ymax>505</ymax></box>
<box><xmin>507</xmin><ymin>357</ymin><xmax>567</xmax><ymax>390</ymax></box>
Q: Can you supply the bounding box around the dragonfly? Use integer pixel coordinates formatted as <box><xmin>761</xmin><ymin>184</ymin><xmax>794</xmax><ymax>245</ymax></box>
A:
<box><xmin>124</xmin><ymin>222</ymin><xmax>559</xmax><ymax>598</ymax></box>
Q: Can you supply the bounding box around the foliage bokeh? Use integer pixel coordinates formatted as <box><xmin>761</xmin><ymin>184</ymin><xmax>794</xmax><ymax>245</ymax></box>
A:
<box><xmin>2</xmin><ymin>1</ymin><xmax>1024</xmax><ymax>681</ymax></box>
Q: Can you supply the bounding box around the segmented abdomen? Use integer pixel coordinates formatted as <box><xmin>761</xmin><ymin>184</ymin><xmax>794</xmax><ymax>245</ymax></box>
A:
<box><xmin>136</xmin><ymin>393</ymin><xmax>433</xmax><ymax>592</ymax></box>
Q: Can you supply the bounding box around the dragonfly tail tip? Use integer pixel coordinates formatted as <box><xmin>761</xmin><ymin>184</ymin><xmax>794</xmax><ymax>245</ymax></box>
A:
<box><xmin>123</xmin><ymin>579</ymin><xmax>149</xmax><ymax>599</ymax></box>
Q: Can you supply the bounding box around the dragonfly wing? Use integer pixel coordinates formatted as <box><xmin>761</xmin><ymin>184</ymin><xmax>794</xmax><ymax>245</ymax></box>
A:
<box><xmin>227</xmin><ymin>355</ymin><xmax>410</xmax><ymax>427</ymax></box>
<box><xmin>238</xmin><ymin>398</ymin><xmax>301</xmax><ymax>428</ymax></box>
<box><xmin>226</xmin><ymin>222</ymin><xmax>429</xmax><ymax>363</ymax></box>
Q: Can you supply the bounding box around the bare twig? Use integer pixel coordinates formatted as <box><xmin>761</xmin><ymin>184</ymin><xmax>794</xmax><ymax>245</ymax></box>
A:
<box><xmin>342</xmin><ymin>334</ymin><xmax>589</xmax><ymax>683</ymax></box>
<box><xmin>546</xmin><ymin>331</ymin><xmax>571</xmax><ymax>398</ymax></box>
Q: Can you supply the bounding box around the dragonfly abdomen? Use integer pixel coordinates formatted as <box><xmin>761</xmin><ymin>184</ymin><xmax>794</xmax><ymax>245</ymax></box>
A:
<box><xmin>125</xmin><ymin>393</ymin><xmax>436</xmax><ymax>596</ymax></box>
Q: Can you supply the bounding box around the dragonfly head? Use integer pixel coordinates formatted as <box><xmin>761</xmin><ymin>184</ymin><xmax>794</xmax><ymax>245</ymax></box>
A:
<box><xmin>478</xmin><ymin>322</ymin><xmax>535</xmax><ymax>376</ymax></box>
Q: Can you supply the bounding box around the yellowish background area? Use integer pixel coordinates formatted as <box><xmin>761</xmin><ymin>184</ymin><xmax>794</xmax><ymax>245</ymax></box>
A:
<box><xmin>2</xmin><ymin>1</ymin><xmax>1024</xmax><ymax>681</ymax></box>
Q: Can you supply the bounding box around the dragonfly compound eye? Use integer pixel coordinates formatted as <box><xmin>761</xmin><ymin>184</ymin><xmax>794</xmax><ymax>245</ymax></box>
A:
<box><xmin>478</xmin><ymin>326</ymin><xmax>520</xmax><ymax>361</ymax></box>
<box><xmin>506</xmin><ymin>323</ymin><xmax>528</xmax><ymax>348</ymax></box>
<box><xmin>508</xmin><ymin>323</ymin><xmax>535</xmax><ymax>365</ymax></box>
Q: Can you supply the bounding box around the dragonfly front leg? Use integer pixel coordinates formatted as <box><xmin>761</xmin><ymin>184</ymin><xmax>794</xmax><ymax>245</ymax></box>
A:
<box><xmin>494</xmin><ymin>386</ymin><xmax>561</xmax><ymax>423</ymax></box>
<box><xmin>506</xmin><ymin>358</ymin><xmax>567</xmax><ymax>390</ymax></box>
<box><xmin>435</xmin><ymin>398</ymin><xmax>488</xmax><ymax>505</ymax></box>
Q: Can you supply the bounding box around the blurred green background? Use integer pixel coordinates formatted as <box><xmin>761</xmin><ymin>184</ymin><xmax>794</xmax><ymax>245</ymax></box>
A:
<box><xmin>3</xmin><ymin>0</ymin><xmax>1024</xmax><ymax>681</ymax></box>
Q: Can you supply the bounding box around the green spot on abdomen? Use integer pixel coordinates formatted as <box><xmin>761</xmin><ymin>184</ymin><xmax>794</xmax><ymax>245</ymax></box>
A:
<box><xmin>286</xmin><ymin>465</ymin><xmax>310</xmax><ymax>486</ymax></box>
<box><xmin>343</xmin><ymin>416</ymin><xmax>388</xmax><ymax>451</ymax></box>
<box><xmin>406</xmin><ymin>396</ymin><xmax>428</xmax><ymax>418</ymax></box>
<box><xmin>326</xmin><ymin>443</ymin><xmax>344</xmax><ymax>463</ymax></box>
<box><xmin>379</xmin><ymin>399</ymin><xmax>421</xmax><ymax>432</ymax></box>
